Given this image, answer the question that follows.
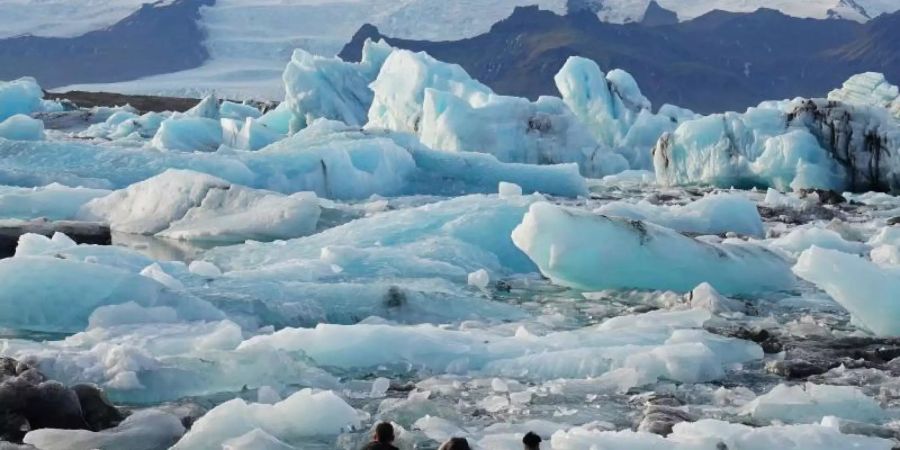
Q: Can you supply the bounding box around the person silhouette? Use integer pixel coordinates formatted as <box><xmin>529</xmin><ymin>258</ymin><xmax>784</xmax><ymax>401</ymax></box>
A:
<box><xmin>523</xmin><ymin>431</ymin><xmax>542</xmax><ymax>449</ymax></box>
<box><xmin>439</xmin><ymin>437</ymin><xmax>472</xmax><ymax>450</ymax></box>
<box><xmin>362</xmin><ymin>422</ymin><xmax>399</xmax><ymax>450</ymax></box>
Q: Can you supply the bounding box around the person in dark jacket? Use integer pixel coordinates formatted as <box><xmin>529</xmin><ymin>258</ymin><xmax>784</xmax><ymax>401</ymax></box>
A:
<box><xmin>523</xmin><ymin>431</ymin><xmax>542</xmax><ymax>449</ymax></box>
<box><xmin>439</xmin><ymin>437</ymin><xmax>471</xmax><ymax>450</ymax></box>
<box><xmin>362</xmin><ymin>422</ymin><xmax>399</xmax><ymax>450</ymax></box>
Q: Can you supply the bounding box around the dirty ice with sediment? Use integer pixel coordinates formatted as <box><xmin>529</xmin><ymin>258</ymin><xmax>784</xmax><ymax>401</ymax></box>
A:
<box><xmin>1</xmin><ymin>31</ymin><xmax>900</xmax><ymax>450</ymax></box>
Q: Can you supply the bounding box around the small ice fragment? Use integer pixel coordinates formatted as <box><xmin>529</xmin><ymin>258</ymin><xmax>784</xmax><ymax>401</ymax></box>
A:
<box><xmin>257</xmin><ymin>386</ymin><xmax>281</xmax><ymax>404</ymax></box>
<box><xmin>491</xmin><ymin>378</ymin><xmax>509</xmax><ymax>393</ymax></box>
<box><xmin>468</xmin><ymin>269</ymin><xmax>490</xmax><ymax>289</ymax></box>
<box><xmin>370</xmin><ymin>377</ymin><xmax>390</xmax><ymax>398</ymax></box>
<box><xmin>189</xmin><ymin>260</ymin><xmax>222</xmax><ymax>277</ymax></box>
<box><xmin>498</xmin><ymin>181</ymin><xmax>523</xmax><ymax>199</ymax></box>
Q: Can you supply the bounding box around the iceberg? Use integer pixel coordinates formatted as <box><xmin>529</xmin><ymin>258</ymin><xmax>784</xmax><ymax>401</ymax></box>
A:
<box><xmin>555</xmin><ymin>56</ymin><xmax>696</xmax><ymax>169</ymax></box>
<box><xmin>0</xmin><ymin>114</ymin><xmax>45</xmax><ymax>141</ymax></box>
<box><xmin>219</xmin><ymin>100</ymin><xmax>262</xmax><ymax>121</ymax></box>
<box><xmin>283</xmin><ymin>39</ymin><xmax>393</xmax><ymax>132</ymax></box>
<box><xmin>0</xmin><ymin>255</ymin><xmax>222</xmax><ymax>333</ymax></box>
<box><xmin>653</xmin><ymin>99</ymin><xmax>900</xmax><ymax>192</ymax></box>
<box><xmin>0</xmin><ymin>184</ymin><xmax>110</xmax><ymax>220</ymax></box>
<box><xmin>595</xmin><ymin>192</ymin><xmax>764</xmax><ymax>237</ymax></box>
<box><xmin>367</xmin><ymin>49</ymin><xmax>628</xmax><ymax>177</ymax></box>
<box><xmin>78</xmin><ymin>169</ymin><xmax>320</xmax><ymax>243</ymax></box>
<box><xmin>828</xmin><ymin>72</ymin><xmax>900</xmax><ymax>120</ymax></box>
<box><xmin>151</xmin><ymin>115</ymin><xmax>223</xmax><ymax>152</ymax></box>
<box><xmin>0</xmin><ymin>119</ymin><xmax>585</xmax><ymax>199</ymax></box>
<box><xmin>171</xmin><ymin>389</ymin><xmax>361</xmax><ymax>450</ymax></box>
<box><xmin>793</xmin><ymin>246</ymin><xmax>900</xmax><ymax>336</ymax></box>
<box><xmin>744</xmin><ymin>382</ymin><xmax>885</xmax><ymax>424</ymax></box>
<box><xmin>0</xmin><ymin>77</ymin><xmax>44</xmax><ymax>122</ymax></box>
<box><xmin>769</xmin><ymin>226</ymin><xmax>870</xmax><ymax>256</ymax></box>
<box><xmin>78</xmin><ymin>110</ymin><xmax>168</xmax><ymax>140</ymax></box>
<box><xmin>512</xmin><ymin>202</ymin><xmax>794</xmax><ymax>294</ymax></box>
<box><xmin>23</xmin><ymin>410</ymin><xmax>185</xmax><ymax>450</ymax></box>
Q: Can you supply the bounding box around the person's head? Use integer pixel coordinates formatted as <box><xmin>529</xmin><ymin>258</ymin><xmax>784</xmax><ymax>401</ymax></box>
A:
<box><xmin>373</xmin><ymin>422</ymin><xmax>395</xmax><ymax>444</ymax></box>
<box><xmin>439</xmin><ymin>437</ymin><xmax>471</xmax><ymax>450</ymax></box>
<box><xmin>522</xmin><ymin>431</ymin><xmax>542</xmax><ymax>449</ymax></box>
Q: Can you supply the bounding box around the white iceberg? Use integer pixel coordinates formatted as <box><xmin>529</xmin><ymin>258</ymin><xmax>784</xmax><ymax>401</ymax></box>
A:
<box><xmin>0</xmin><ymin>114</ymin><xmax>44</xmax><ymax>141</ymax></box>
<box><xmin>78</xmin><ymin>169</ymin><xmax>320</xmax><ymax>243</ymax></box>
<box><xmin>151</xmin><ymin>115</ymin><xmax>223</xmax><ymax>152</ymax></box>
<box><xmin>555</xmin><ymin>56</ymin><xmax>696</xmax><ymax>169</ymax></box>
<box><xmin>0</xmin><ymin>183</ymin><xmax>110</xmax><ymax>220</ymax></box>
<box><xmin>595</xmin><ymin>192</ymin><xmax>764</xmax><ymax>237</ymax></box>
<box><xmin>512</xmin><ymin>202</ymin><xmax>794</xmax><ymax>294</ymax></box>
<box><xmin>769</xmin><ymin>226</ymin><xmax>870</xmax><ymax>256</ymax></box>
<box><xmin>744</xmin><ymin>382</ymin><xmax>886</xmax><ymax>424</ymax></box>
<box><xmin>283</xmin><ymin>39</ymin><xmax>393</xmax><ymax>132</ymax></box>
<box><xmin>793</xmin><ymin>246</ymin><xmax>900</xmax><ymax>336</ymax></box>
<box><xmin>23</xmin><ymin>409</ymin><xmax>185</xmax><ymax>450</ymax></box>
<box><xmin>171</xmin><ymin>389</ymin><xmax>361</xmax><ymax>450</ymax></box>
<box><xmin>828</xmin><ymin>72</ymin><xmax>900</xmax><ymax>120</ymax></box>
<box><xmin>367</xmin><ymin>49</ymin><xmax>628</xmax><ymax>177</ymax></box>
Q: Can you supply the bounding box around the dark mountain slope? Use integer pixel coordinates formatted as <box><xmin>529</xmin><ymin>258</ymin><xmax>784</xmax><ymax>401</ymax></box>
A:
<box><xmin>340</xmin><ymin>6</ymin><xmax>899</xmax><ymax>113</ymax></box>
<box><xmin>0</xmin><ymin>0</ymin><xmax>213</xmax><ymax>89</ymax></box>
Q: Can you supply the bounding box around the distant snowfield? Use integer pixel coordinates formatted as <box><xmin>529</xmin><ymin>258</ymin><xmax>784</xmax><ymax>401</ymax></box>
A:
<box><xmin>50</xmin><ymin>0</ymin><xmax>900</xmax><ymax>100</ymax></box>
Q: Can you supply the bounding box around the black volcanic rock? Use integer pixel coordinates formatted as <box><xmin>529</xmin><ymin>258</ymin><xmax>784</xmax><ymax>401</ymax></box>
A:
<box><xmin>340</xmin><ymin>7</ymin><xmax>899</xmax><ymax>113</ymax></box>
<box><xmin>641</xmin><ymin>0</ymin><xmax>678</xmax><ymax>26</ymax></box>
<box><xmin>0</xmin><ymin>0</ymin><xmax>214</xmax><ymax>89</ymax></box>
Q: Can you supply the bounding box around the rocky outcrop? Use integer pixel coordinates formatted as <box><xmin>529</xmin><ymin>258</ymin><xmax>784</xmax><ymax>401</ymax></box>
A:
<box><xmin>0</xmin><ymin>357</ymin><xmax>125</xmax><ymax>443</ymax></box>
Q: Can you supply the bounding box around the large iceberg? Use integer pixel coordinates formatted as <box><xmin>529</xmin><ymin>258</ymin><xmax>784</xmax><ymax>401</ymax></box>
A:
<box><xmin>512</xmin><ymin>202</ymin><xmax>794</xmax><ymax>294</ymax></box>
<box><xmin>78</xmin><ymin>169</ymin><xmax>320</xmax><ymax>243</ymax></box>
<box><xmin>367</xmin><ymin>49</ymin><xmax>628</xmax><ymax>177</ymax></box>
<box><xmin>555</xmin><ymin>56</ymin><xmax>696</xmax><ymax>169</ymax></box>
<box><xmin>0</xmin><ymin>183</ymin><xmax>110</xmax><ymax>220</ymax></box>
<box><xmin>653</xmin><ymin>98</ymin><xmax>900</xmax><ymax>192</ymax></box>
<box><xmin>283</xmin><ymin>39</ymin><xmax>393</xmax><ymax>132</ymax></box>
<box><xmin>828</xmin><ymin>72</ymin><xmax>900</xmax><ymax>120</ymax></box>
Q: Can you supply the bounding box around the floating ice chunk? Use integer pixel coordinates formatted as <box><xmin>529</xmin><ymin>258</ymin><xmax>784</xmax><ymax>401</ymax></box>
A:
<box><xmin>744</xmin><ymin>382</ymin><xmax>886</xmax><ymax>424</ymax></box>
<box><xmin>793</xmin><ymin>246</ymin><xmax>900</xmax><ymax>336</ymax></box>
<box><xmin>219</xmin><ymin>101</ymin><xmax>262</xmax><ymax>121</ymax></box>
<box><xmin>762</xmin><ymin>188</ymin><xmax>806</xmax><ymax>209</ymax></box>
<box><xmin>184</xmin><ymin>94</ymin><xmax>220</xmax><ymax>120</ymax></box>
<box><xmin>171</xmin><ymin>389</ymin><xmax>361</xmax><ymax>450</ymax></box>
<box><xmin>0</xmin><ymin>256</ymin><xmax>221</xmax><ymax>332</ymax></box>
<box><xmin>88</xmin><ymin>302</ymin><xmax>180</xmax><ymax>329</ymax></box>
<box><xmin>0</xmin><ymin>77</ymin><xmax>44</xmax><ymax>121</ymax></box>
<box><xmin>871</xmin><ymin>245</ymin><xmax>900</xmax><ymax>267</ymax></box>
<box><xmin>770</xmin><ymin>225</ymin><xmax>870</xmax><ymax>256</ymax></box>
<box><xmin>79</xmin><ymin>170</ymin><xmax>320</xmax><ymax>243</ymax></box>
<box><xmin>669</xmin><ymin>419</ymin><xmax>893</xmax><ymax>450</ymax></box>
<box><xmin>284</xmin><ymin>39</ymin><xmax>393</xmax><ymax>132</ymax></box>
<box><xmin>257</xmin><ymin>102</ymin><xmax>293</xmax><ymax>135</ymax></box>
<box><xmin>0</xmin><ymin>183</ymin><xmax>110</xmax><ymax>220</ymax></box>
<box><xmin>370</xmin><ymin>377</ymin><xmax>390</xmax><ymax>398</ymax></box>
<box><xmin>512</xmin><ymin>202</ymin><xmax>794</xmax><ymax>294</ymax></box>
<box><xmin>0</xmin><ymin>114</ymin><xmax>44</xmax><ymax>141</ymax></box>
<box><xmin>80</xmin><ymin>111</ymin><xmax>169</xmax><ymax>141</ymax></box>
<box><xmin>368</xmin><ymin>50</ymin><xmax>627</xmax><ymax>177</ymax></box>
<box><xmin>23</xmin><ymin>409</ymin><xmax>185</xmax><ymax>450</ymax></box>
<box><xmin>596</xmin><ymin>192</ymin><xmax>764</xmax><ymax>237</ymax></box>
<box><xmin>467</xmin><ymin>269</ymin><xmax>490</xmax><ymax>289</ymax></box>
<box><xmin>654</xmin><ymin>99</ymin><xmax>900</xmax><ymax>193</ymax></box>
<box><xmin>222</xmin><ymin>428</ymin><xmax>297</xmax><ymax>450</ymax></box>
<box><xmin>687</xmin><ymin>282</ymin><xmax>746</xmax><ymax>315</ymax></box>
<box><xmin>828</xmin><ymin>72</ymin><xmax>900</xmax><ymax>119</ymax></box>
<box><xmin>257</xmin><ymin>386</ymin><xmax>282</xmax><ymax>405</ymax></box>
<box><xmin>222</xmin><ymin>117</ymin><xmax>284</xmax><ymax>151</ymax></box>
<box><xmin>189</xmin><ymin>260</ymin><xmax>222</xmax><ymax>277</ymax></box>
<box><xmin>151</xmin><ymin>115</ymin><xmax>223</xmax><ymax>152</ymax></box>
<box><xmin>555</xmin><ymin>57</ymin><xmax>695</xmax><ymax>169</ymax></box>
<box><xmin>140</xmin><ymin>263</ymin><xmax>186</xmax><ymax>290</ymax></box>
<box><xmin>498</xmin><ymin>181</ymin><xmax>522</xmax><ymax>199</ymax></box>
<box><xmin>868</xmin><ymin>226</ymin><xmax>900</xmax><ymax>247</ymax></box>
<box><xmin>2</xmin><ymin>318</ymin><xmax>338</xmax><ymax>403</ymax></box>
